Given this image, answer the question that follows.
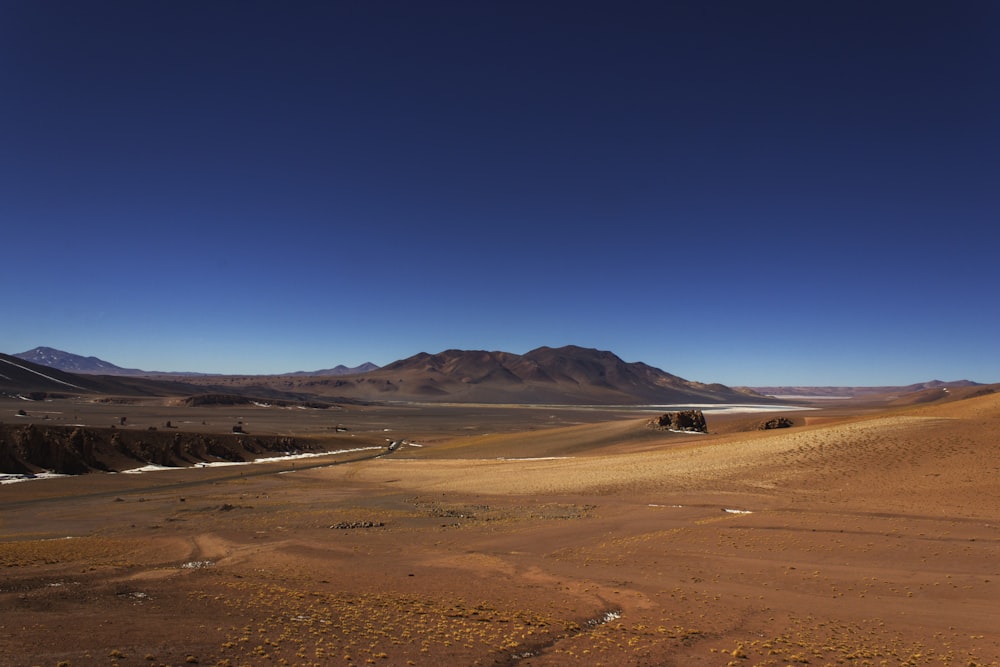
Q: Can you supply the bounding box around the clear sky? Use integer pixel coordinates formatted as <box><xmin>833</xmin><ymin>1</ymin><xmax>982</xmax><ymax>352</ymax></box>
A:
<box><xmin>2</xmin><ymin>1</ymin><xmax>998</xmax><ymax>386</ymax></box>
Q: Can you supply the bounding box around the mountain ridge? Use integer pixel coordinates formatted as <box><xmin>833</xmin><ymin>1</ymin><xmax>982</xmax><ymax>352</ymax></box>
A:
<box><xmin>299</xmin><ymin>345</ymin><xmax>766</xmax><ymax>405</ymax></box>
<box><xmin>749</xmin><ymin>379</ymin><xmax>982</xmax><ymax>398</ymax></box>
<box><xmin>8</xmin><ymin>345</ymin><xmax>985</xmax><ymax>407</ymax></box>
<box><xmin>14</xmin><ymin>346</ymin><xmax>379</xmax><ymax>378</ymax></box>
<box><xmin>287</xmin><ymin>362</ymin><xmax>381</xmax><ymax>376</ymax></box>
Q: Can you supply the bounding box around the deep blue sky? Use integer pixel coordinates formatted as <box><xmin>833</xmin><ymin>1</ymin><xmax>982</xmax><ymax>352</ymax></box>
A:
<box><xmin>2</xmin><ymin>1</ymin><xmax>998</xmax><ymax>385</ymax></box>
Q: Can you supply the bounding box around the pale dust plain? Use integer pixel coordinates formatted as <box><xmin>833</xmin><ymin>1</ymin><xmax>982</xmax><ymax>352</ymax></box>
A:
<box><xmin>1</xmin><ymin>394</ymin><xmax>998</xmax><ymax>666</ymax></box>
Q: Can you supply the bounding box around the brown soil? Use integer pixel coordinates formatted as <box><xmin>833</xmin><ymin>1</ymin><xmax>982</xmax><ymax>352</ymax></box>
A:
<box><xmin>1</xmin><ymin>395</ymin><xmax>998</xmax><ymax>666</ymax></box>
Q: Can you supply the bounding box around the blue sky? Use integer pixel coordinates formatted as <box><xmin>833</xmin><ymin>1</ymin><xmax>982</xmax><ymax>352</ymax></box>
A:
<box><xmin>2</xmin><ymin>1</ymin><xmax>998</xmax><ymax>385</ymax></box>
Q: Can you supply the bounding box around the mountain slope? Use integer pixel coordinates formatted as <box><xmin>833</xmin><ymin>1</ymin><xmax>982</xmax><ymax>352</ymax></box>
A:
<box><xmin>1</xmin><ymin>354</ymin><xmax>98</xmax><ymax>394</ymax></box>
<box><xmin>0</xmin><ymin>354</ymin><xmax>354</xmax><ymax>402</ymax></box>
<box><xmin>0</xmin><ymin>354</ymin><xmax>198</xmax><ymax>396</ymax></box>
<box><xmin>14</xmin><ymin>346</ymin><xmax>142</xmax><ymax>375</ymax></box>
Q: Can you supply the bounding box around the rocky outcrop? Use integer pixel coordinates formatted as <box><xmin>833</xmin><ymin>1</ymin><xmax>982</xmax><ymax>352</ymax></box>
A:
<box><xmin>756</xmin><ymin>417</ymin><xmax>794</xmax><ymax>430</ymax></box>
<box><xmin>0</xmin><ymin>424</ymin><xmax>102</xmax><ymax>474</ymax></box>
<box><xmin>0</xmin><ymin>424</ymin><xmax>316</xmax><ymax>475</ymax></box>
<box><xmin>646</xmin><ymin>410</ymin><xmax>708</xmax><ymax>433</ymax></box>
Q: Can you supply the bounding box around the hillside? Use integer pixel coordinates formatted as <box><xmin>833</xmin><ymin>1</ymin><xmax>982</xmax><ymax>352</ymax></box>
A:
<box><xmin>0</xmin><ymin>354</ymin><xmax>339</xmax><ymax>404</ymax></box>
<box><xmin>0</xmin><ymin>354</ymin><xmax>203</xmax><ymax>397</ymax></box>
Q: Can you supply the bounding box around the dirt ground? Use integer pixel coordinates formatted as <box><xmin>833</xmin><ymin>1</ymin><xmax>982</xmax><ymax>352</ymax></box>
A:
<box><xmin>1</xmin><ymin>395</ymin><xmax>998</xmax><ymax>666</ymax></box>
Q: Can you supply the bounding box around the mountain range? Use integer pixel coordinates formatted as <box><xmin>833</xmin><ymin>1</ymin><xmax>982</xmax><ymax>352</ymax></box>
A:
<box><xmin>13</xmin><ymin>347</ymin><xmax>378</xmax><ymax>377</ymax></box>
<box><xmin>245</xmin><ymin>345</ymin><xmax>766</xmax><ymax>404</ymax></box>
<box><xmin>6</xmin><ymin>345</ymin><xmax>763</xmax><ymax>405</ymax></box>
<box><xmin>750</xmin><ymin>380</ymin><xmax>983</xmax><ymax>399</ymax></box>
<box><xmin>287</xmin><ymin>362</ymin><xmax>381</xmax><ymax>376</ymax></box>
<box><xmin>6</xmin><ymin>345</ymin><xmax>985</xmax><ymax>407</ymax></box>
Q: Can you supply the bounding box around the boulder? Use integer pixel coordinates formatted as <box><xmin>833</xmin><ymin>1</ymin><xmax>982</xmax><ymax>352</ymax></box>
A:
<box><xmin>756</xmin><ymin>417</ymin><xmax>794</xmax><ymax>430</ymax></box>
<box><xmin>647</xmin><ymin>410</ymin><xmax>707</xmax><ymax>433</ymax></box>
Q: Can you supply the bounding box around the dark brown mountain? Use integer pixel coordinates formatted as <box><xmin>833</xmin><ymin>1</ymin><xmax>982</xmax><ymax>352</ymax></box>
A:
<box><xmin>280</xmin><ymin>345</ymin><xmax>768</xmax><ymax>405</ymax></box>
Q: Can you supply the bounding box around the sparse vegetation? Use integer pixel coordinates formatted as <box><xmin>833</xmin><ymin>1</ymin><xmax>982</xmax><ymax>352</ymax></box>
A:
<box><xmin>1</xmin><ymin>392</ymin><xmax>998</xmax><ymax>666</ymax></box>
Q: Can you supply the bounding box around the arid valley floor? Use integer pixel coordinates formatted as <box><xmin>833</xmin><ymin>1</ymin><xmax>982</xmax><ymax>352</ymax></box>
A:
<box><xmin>2</xmin><ymin>394</ymin><xmax>999</xmax><ymax>666</ymax></box>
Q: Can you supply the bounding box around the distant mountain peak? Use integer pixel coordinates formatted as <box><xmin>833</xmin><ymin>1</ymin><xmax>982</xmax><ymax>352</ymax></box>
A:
<box><xmin>15</xmin><ymin>347</ymin><xmax>134</xmax><ymax>374</ymax></box>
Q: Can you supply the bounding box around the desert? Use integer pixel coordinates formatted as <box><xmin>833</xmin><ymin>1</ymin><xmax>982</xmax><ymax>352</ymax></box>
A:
<box><xmin>7</xmin><ymin>3</ymin><xmax>998</xmax><ymax>665</ymax></box>
<box><xmin>2</xmin><ymin>367</ymin><xmax>999</xmax><ymax>666</ymax></box>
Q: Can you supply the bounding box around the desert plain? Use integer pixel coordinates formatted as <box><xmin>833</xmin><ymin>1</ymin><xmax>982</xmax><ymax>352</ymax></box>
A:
<box><xmin>2</xmin><ymin>393</ymin><xmax>999</xmax><ymax>667</ymax></box>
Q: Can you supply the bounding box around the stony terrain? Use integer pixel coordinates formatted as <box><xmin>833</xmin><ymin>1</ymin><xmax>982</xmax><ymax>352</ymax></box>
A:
<box><xmin>1</xmin><ymin>392</ymin><xmax>998</xmax><ymax>666</ymax></box>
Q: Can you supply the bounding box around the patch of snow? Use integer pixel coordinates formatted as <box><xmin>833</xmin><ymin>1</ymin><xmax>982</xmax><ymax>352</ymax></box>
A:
<box><xmin>118</xmin><ymin>446</ymin><xmax>385</xmax><ymax>476</ymax></box>
<box><xmin>122</xmin><ymin>464</ymin><xmax>181</xmax><ymax>474</ymax></box>
<box><xmin>181</xmin><ymin>560</ymin><xmax>214</xmax><ymax>569</ymax></box>
<box><xmin>119</xmin><ymin>591</ymin><xmax>149</xmax><ymax>600</ymax></box>
<box><xmin>0</xmin><ymin>471</ymin><xmax>70</xmax><ymax>484</ymax></box>
<box><xmin>252</xmin><ymin>446</ymin><xmax>382</xmax><ymax>463</ymax></box>
<box><xmin>723</xmin><ymin>508</ymin><xmax>753</xmax><ymax>515</ymax></box>
<box><xmin>587</xmin><ymin>609</ymin><xmax>624</xmax><ymax>627</ymax></box>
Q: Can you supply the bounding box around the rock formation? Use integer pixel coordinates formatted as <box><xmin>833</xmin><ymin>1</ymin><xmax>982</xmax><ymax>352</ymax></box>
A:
<box><xmin>756</xmin><ymin>417</ymin><xmax>794</xmax><ymax>430</ymax></box>
<box><xmin>0</xmin><ymin>424</ymin><xmax>312</xmax><ymax>475</ymax></box>
<box><xmin>646</xmin><ymin>410</ymin><xmax>708</xmax><ymax>433</ymax></box>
